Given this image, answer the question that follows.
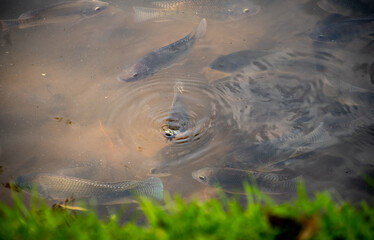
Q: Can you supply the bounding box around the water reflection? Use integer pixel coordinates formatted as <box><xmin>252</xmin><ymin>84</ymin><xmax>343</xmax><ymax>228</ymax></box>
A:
<box><xmin>0</xmin><ymin>0</ymin><xmax>374</xmax><ymax>209</ymax></box>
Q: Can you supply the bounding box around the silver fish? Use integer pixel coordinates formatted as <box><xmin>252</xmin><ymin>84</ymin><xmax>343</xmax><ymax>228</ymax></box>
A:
<box><xmin>317</xmin><ymin>0</ymin><xmax>374</xmax><ymax>17</ymax></box>
<box><xmin>15</xmin><ymin>173</ymin><xmax>163</xmax><ymax>204</ymax></box>
<box><xmin>118</xmin><ymin>18</ymin><xmax>207</xmax><ymax>82</ymax></box>
<box><xmin>133</xmin><ymin>0</ymin><xmax>259</xmax><ymax>22</ymax></box>
<box><xmin>192</xmin><ymin>167</ymin><xmax>300</xmax><ymax>194</ymax></box>
<box><xmin>0</xmin><ymin>1</ymin><xmax>108</xmax><ymax>30</ymax></box>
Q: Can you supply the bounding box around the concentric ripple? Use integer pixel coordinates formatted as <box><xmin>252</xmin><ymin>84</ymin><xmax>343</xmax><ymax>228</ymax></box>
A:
<box><xmin>101</xmin><ymin>72</ymin><xmax>218</xmax><ymax>158</ymax></box>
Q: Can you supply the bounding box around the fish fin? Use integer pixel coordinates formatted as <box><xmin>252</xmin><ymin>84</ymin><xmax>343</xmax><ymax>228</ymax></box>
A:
<box><xmin>2</xmin><ymin>31</ymin><xmax>12</xmax><ymax>46</ymax></box>
<box><xmin>317</xmin><ymin>0</ymin><xmax>342</xmax><ymax>15</ymax></box>
<box><xmin>0</xmin><ymin>19</ymin><xmax>18</xmax><ymax>32</ymax></box>
<box><xmin>174</xmin><ymin>79</ymin><xmax>184</xmax><ymax>94</ymax></box>
<box><xmin>195</xmin><ymin>18</ymin><xmax>207</xmax><ymax>41</ymax></box>
<box><xmin>133</xmin><ymin>6</ymin><xmax>167</xmax><ymax>22</ymax></box>
<box><xmin>18</xmin><ymin>12</ymin><xmax>33</xmax><ymax>20</ymax></box>
<box><xmin>56</xmin><ymin>203</ymin><xmax>88</xmax><ymax>211</ymax></box>
<box><xmin>204</xmin><ymin>67</ymin><xmax>232</xmax><ymax>82</ymax></box>
<box><xmin>131</xmin><ymin>177</ymin><xmax>164</xmax><ymax>201</ymax></box>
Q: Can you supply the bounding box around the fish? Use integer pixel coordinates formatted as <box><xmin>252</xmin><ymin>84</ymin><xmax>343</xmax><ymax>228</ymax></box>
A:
<box><xmin>118</xmin><ymin>18</ymin><xmax>207</xmax><ymax>82</ymax></box>
<box><xmin>164</xmin><ymin>81</ymin><xmax>191</xmax><ymax>140</ymax></box>
<box><xmin>133</xmin><ymin>0</ymin><xmax>259</xmax><ymax>23</ymax></box>
<box><xmin>0</xmin><ymin>1</ymin><xmax>109</xmax><ymax>31</ymax></box>
<box><xmin>222</xmin><ymin>123</ymin><xmax>332</xmax><ymax>171</ymax></box>
<box><xmin>15</xmin><ymin>173</ymin><xmax>164</xmax><ymax>204</ymax></box>
<box><xmin>317</xmin><ymin>0</ymin><xmax>374</xmax><ymax>17</ymax></box>
<box><xmin>192</xmin><ymin>167</ymin><xmax>300</xmax><ymax>194</ymax></box>
<box><xmin>309</xmin><ymin>15</ymin><xmax>374</xmax><ymax>42</ymax></box>
<box><xmin>208</xmin><ymin>49</ymin><xmax>312</xmax><ymax>74</ymax></box>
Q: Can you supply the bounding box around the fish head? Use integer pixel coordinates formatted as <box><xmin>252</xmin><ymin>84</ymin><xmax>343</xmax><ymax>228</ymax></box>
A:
<box><xmin>15</xmin><ymin>174</ymin><xmax>36</xmax><ymax>192</ymax></box>
<box><xmin>118</xmin><ymin>62</ymin><xmax>149</xmax><ymax>82</ymax></box>
<box><xmin>80</xmin><ymin>0</ymin><xmax>109</xmax><ymax>17</ymax></box>
<box><xmin>192</xmin><ymin>167</ymin><xmax>218</xmax><ymax>186</ymax></box>
<box><xmin>309</xmin><ymin>23</ymin><xmax>342</xmax><ymax>42</ymax></box>
<box><xmin>226</xmin><ymin>2</ymin><xmax>260</xmax><ymax>21</ymax></box>
<box><xmin>164</xmin><ymin>128</ymin><xmax>178</xmax><ymax>141</ymax></box>
<box><xmin>309</xmin><ymin>29</ymin><xmax>333</xmax><ymax>42</ymax></box>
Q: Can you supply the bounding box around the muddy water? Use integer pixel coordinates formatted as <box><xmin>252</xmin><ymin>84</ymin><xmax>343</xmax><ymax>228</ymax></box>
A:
<box><xmin>0</xmin><ymin>0</ymin><xmax>373</xmax><ymax>209</ymax></box>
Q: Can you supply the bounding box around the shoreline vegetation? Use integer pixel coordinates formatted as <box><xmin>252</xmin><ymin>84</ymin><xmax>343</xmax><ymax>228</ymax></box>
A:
<box><xmin>0</xmin><ymin>184</ymin><xmax>373</xmax><ymax>240</ymax></box>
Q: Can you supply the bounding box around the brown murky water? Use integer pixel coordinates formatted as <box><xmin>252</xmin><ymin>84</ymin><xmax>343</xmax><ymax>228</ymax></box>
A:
<box><xmin>0</xmin><ymin>0</ymin><xmax>374</xmax><ymax>210</ymax></box>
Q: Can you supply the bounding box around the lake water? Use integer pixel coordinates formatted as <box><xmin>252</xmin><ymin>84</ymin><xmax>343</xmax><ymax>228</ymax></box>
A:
<box><xmin>0</xmin><ymin>0</ymin><xmax>373</xmax><ymax>210</ymax></box>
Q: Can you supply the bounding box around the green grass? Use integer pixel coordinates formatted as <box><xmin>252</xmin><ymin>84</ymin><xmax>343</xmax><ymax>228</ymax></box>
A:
<box><xmin>0</xmin><ymin>184</ymin><xmax>373</xmax><ymax>240</ymax></box>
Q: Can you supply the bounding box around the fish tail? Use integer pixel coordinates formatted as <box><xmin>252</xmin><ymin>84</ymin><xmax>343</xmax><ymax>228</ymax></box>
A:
<box><xmin>0</xmin><ymin>19</ymin><xmax>18</xmax><ymax>32</ymax></box>
<box><xmin>174</xmin><ymin>79</ymin><xmax>184</xmax><ymax>94</ymax></box>
<box><xmin>133</xmin><ymin>177</ymin><xmax>164</xmax><ymax>201</ymax></box>
<box><xmin>133</xmin><ymin>6</ymin><xmax>166</xmax><ymax>22</ymax></box>
<box><xmin>0</xmin><ymin>20</ymin><xmax>9</xmax><ymax>32</ymax></box>
<box><xmin>195</xmin><ymin>18</ymin><xmax>207</xmax><ymax>41</ymax></box>
<box><xmin>0</xmin><ymin>20</ymin><xmax>16</xmax><ymax>45</ymax></box>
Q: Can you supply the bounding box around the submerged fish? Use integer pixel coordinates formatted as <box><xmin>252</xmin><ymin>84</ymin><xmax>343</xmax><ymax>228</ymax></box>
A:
<box><xmin>317</xmin><ymin>0</ymin><xmax>374</xmax><ymax>17</ymax></box>
<box><xmin>164</xmin><ymin>81</ymin><xmax>191</xmax><ymax>140</ymax></box>
<box><xmin>192</xmin><ymin>167</ymin><xmax>300</xmax><ymax>194</ymax></box>
<box><xmin>208</xmin><ymin>49</ymin><xmax>313</xmax><ymax>74</ymax></box>
<box><xmin>222</xmin><ymin>123</ymin><xmax>332</xmax><ymax>171</ymax></box>
<box><xmin>15</xmin><ymin>173</ymin><xmax>164</xmax><ymax>204</ymax></box>
<box><xmin>118</xmin><ymin>18</ymin><xmax>207</xmax><ymax>82</ymax></box>
<box><xmin>310</xmin><ymin>15</ymin><xmax>374</xmax><ymax>42</ymax></box>
<box><xmin>133</xmin><ymin>0</ymin><xmax>259</xmax><ymax>22</ymax></box>
<box><xmin>0</xmin><ymin>1</ymin><xmax>108</xmax><ymax>30</ymax></box>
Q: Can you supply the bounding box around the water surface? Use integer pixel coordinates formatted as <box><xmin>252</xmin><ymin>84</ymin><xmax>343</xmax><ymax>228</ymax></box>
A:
<box><xmin>0</xmin><ymin>0</ymin><xmax>373</xmax><ymax>209</ymax></box>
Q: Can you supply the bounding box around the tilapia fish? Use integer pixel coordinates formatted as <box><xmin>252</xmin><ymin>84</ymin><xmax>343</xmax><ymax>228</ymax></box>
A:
<box><xmin>192</xmin><ymin>167</ymin><xmax>300</xmax><ymax>194</ymax></box>
<box><xmin>222</xmin><ymin>122</ymin><xmax>332</xmax><ymax>171</ymax></box>
<box><xmin>317</xmin><ymin>0</ymin><xmax>374</xmax><ymax>17</ymax></box>
<box><xmin>133</xmin><ymin>0</ymin><xmax>259</xmax><ymax>22</ymax></box>
<box><xmin>164</xmin><ymin>81</ymin><xmax>191</xmax><ymax>140</ymax></box>
<box><xmin>15</xmin><ymin>173</ymin><xmax>164</xmax><ymax>204</ymax></box>
<box><xmin>310</xmin><ymin>15</ymin><xmax>374</xmax><ymax>42</ymax></box>
<box><xmin>0</xmin><ymin>1</ymin><xmax>108</xmax><ymax>30</ymax></box>
<box><xmin>209</xmin><ymin>49</ymin><xmax>312</xmax><ymax>74</ymax></box>
<box><xmin>118</xmin><ymin>18</ymin><xmax>207</xmax><ymax>82</ymax></box>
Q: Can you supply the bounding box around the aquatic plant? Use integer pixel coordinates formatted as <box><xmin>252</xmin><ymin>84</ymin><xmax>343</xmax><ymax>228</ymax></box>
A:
<box><xmin>0</xmin><ymin>184</ymin><xmax>373</xmax><ymax>240</ymax></box>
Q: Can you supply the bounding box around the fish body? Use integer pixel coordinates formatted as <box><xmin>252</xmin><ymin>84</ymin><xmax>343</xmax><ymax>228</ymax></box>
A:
<box><xmin>317</xmin><ymin>0</ymin><xmax>374</xmax><ymax>16</ymax></box>
<box><xmin>118</xmin><ymin>18</ymin><xmax>207</xmax><ymax>82</ymax></box>
<box><xmin>0</xmin><ymin>1</ymin><xmax>109</xmax><ymax>30</ymax></box>
<box><xmin>310</xmin><ymin>15</ymin><xmax>374</xmax><ymax>42</ymax></box>
<box><xmin>133</xmin><ymin>0</ymin><xmax>259</xmax><ymax>22</ymax></box>
<box><xmin>15</xmin><ymin>173</ymin><xmax>164</xmax><ymax>204</ymax></box>
<box><xmin>192</xmin><ymin>167</ymin><xmax>300</xmax><ymax>194</ymax></box>
<box><xmin>165</xmin><ymin>81</ymin><xmax>191</xmax><ymax>140</ymax></box>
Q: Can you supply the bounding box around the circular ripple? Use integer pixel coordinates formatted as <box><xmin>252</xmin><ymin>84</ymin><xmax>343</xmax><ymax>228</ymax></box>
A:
<box><xmin>102</xmin><ymin>72</ymin><xmax>218</xmax><ymax>157</ymax></box>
